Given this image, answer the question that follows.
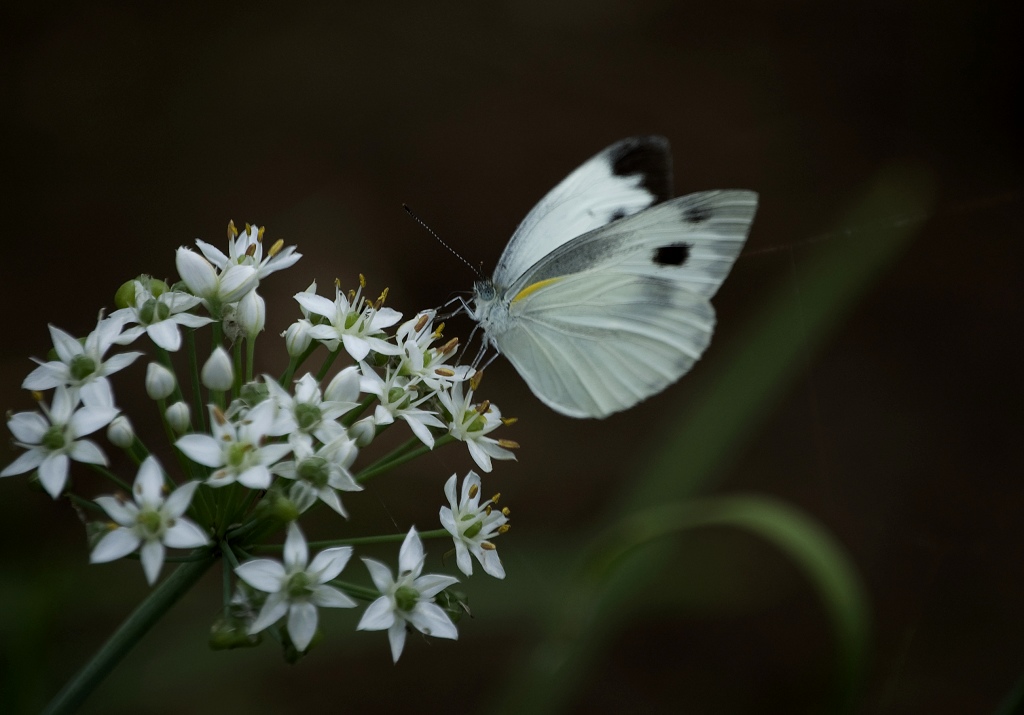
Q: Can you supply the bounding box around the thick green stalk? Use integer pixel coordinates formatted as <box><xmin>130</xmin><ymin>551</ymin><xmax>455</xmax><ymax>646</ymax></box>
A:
<box><xmin>42</xmin><ymin>553</ymin><xmax>217</xmax><ymax>715</ymax></box>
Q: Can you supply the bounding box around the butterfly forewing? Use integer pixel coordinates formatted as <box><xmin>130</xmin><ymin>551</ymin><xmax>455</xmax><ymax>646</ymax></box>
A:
<box><xmin>506</xmin><ymin>190</ymin><xmax>758</xmax><ymax>301</ymax></box>
<box><xmin>493</xmin><ymin>136</ymin><xmax>673</xmax><ymax>288</ymax></box>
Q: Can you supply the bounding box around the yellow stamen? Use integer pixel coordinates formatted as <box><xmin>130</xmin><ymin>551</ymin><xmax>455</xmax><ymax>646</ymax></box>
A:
<box><xmin>432</xmin><ymin>322</ymin><xmax>446</xmax><ymax>339</ymax></box>
<box><xmin>438</xmin><ymin>337</ymin><xmax>458</xmax><ymax>356</ymax></box>
<box><xmin>497</xmin><ymin>439</ymin><xmax>519</xmax><ymax>449</ymax></box>
<box><xmin>481</xmin><ymin>541</ymin><xmax>496</xmax><ymax>551</ymax></box>
<box><xmin>268</xmin><ymin>238</ymin><xmax>284</xmax><ymax>257</ymax></box>
<box><xmin>468</xmin><ymin>483</ymin><xmax>479</xmax><ymax>499</ymax></box>
<box><xmin>245</xmin><ymin>243</ymin><xmax>257</xmax><ymax>258</ymax></box>
<box><xmin>498</xmin><ymin>524</ymin><xmax>511</xmax><ymax>534</ymax></box>
<box><xmin>358</xmin><ymin>273</ymin><xmax>366</xmax><ymax>289</ymax></box>
<box><xmin>413</xmin><ymin>314</ymin><xmax>429</xmax><ymax>333</ymax></box>
<box><xmin>257</xmin><ymin>225</ymin><xmax>265</xmax><ymax>242</ymax></box>
<box><xmin>227</xmin><ymin>219</ymin><xmax>238</xmax><ymax>238</ymax></box>
<box><xmin>435</xmin><ymin>367</ymin><xmax>455</xmax><ymax>377</ymax></box>
<box><xmin>475</xmin><ymin>400</ymin><xmax>491</xmax><ymax>415</ymax></box>
<box><xmin>501</xmin><ymin>416</ymin><xmax>518</xmax><ymax>426</ymax></box>
<box><xmin>470</xmin><ymin>370</ymin><xmax>483</xmax><ymax>391</ymax></box>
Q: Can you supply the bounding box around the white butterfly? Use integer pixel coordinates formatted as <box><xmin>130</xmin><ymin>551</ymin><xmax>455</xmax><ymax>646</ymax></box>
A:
<box><xmin>468</xmin><ymin>136</ymin><xmax>758</xmax><ymax>418</ymax></box>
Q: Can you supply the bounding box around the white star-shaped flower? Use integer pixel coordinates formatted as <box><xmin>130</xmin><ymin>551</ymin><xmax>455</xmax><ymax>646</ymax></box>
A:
<box><xmin>359</xmin><ymin>363</ymin><xmax>445</xmax><ymax>448</ymax></box>
<box><xmin>23</xmin><ymin>315</ymin><xmax>141</xmax><ymax>408</ymax></box>
<box><xmin>439</xmin><ymin>472</ymin><xmax>509</xmax><ymax>578</ymax></box>
<box><xmin>196</xmin><ymin>222</ymin><xmax>301</xmax><ymax>281</ymax></box>
<box><xmin>111</xmin><ymin>280</ymin><xmax>213</xmax><ymax>351</ymax></box>
<box><xmin>175</xmin><ymin>401</ymin><xmax>291</xmax><ymax>489</ymax></box>
<box><xmin>271</xmin><ymin>434</ymin><xmax>362</xmax><ymax>517</ymax></box>
<box><xmin>1</xmin><ymin>386</ymin><xmax>117</xmax><ymax>498</ymax></box>
<box><xmin>436</xmin><ymin>382</ymin><xmax>517</xmax><ymax>473</ymax></box>
<box><xmin>235</xmin><ymin>523</ymin><xmax>356</xmax><ymax>652</ymax></box>
<box><xmin>296</xmin><ymin>281</ymin><xmax>403</xmax><ymax>361</ymax></box>
<box><xmin>395</xmin><ymin>311</ymin><xmax>472</xmax><ymax>393</ymax></box>
<box><xmin>265</xmin><ymin>372</ymin><xmax>358</xmax><ymax>448</ymax></box>
<box><xmin>89</xmin><ymin>456</ymin><xmax>208</xmax><ymax>584</ymax></box>
<box><xmin>357</xmin><ymin>527</ymin><xmax>459</xmax><ymax>662</ymax></box>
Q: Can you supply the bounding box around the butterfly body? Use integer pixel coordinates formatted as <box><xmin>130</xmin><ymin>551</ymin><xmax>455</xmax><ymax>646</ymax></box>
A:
<box><xmin>468</xmin><ymin>136</ymin><xmax>758</xmax><ymax>419</ymax></box>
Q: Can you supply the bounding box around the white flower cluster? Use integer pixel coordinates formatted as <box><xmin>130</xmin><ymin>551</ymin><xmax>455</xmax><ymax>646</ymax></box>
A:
<box><xmin>1</xmin><ymin>221</ymin><xmax>514</xmax><ymax>662</ymax></box>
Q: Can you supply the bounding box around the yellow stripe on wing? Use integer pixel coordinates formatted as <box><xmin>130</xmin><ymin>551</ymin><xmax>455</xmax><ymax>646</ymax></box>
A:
<box><xmin>511</xmin><ymin>277</ymin><xmax>564</xmax><ymax>304</ymax></box>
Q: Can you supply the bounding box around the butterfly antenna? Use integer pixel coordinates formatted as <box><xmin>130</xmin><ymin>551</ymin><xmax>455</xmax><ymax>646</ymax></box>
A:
<box><xmin>403</xmin><ymin>204</ymin><xmax>485</xmax><ymax>280</ymax></box>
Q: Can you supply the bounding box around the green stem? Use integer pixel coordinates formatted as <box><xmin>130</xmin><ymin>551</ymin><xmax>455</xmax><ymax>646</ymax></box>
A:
<box><xmin>184</xmin><ymin>328</ymin><xmax>207</xmax><ymax>434</ymax></box>
<box><xmin>42</xmin><ymin>553</ymin><xmax>217</xmax><ymax>715</ymax></box>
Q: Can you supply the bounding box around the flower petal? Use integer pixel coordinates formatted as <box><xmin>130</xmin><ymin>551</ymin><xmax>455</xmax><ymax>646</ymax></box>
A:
<box><xmin>163</xmin><ymin>519</ymin><xmax>209</xmax><ymax>549</ymax></box>
<box><xmin>90</xmin><ymin>528</ymin><xmax>141</xmax><ymax>563</ymax></box>
<box><xmin>308</xmin><ymin>546</ymin><xmax>352</xmax><ymax>583</ymax></box>
<box><xmin>407</xmin><ymin>601</ymin><xmax>458</xmax><ymax>640</ymax></box>
<box><xmin>249</xmin><ymin>592</ymin><xmax>289</xmax><ymax>635</ymax></box>
<box><xmin>236</xmin><ymin>559</ymin><xmax>286</xmax><ymax>592</ymax></box>
<box><xmin>287</xmin><ymin>601</ymin><xmax>318</xmax><ymax>651</ymax></box>
<box><xmin>140</xmin><ymin>539</ymin><xmax>166</xmax><ymax>584</ymax></box>
<box><xmin>357</xmin><ymin>596</ymin><xmax>395</xmax><ymax>631</ymax></box>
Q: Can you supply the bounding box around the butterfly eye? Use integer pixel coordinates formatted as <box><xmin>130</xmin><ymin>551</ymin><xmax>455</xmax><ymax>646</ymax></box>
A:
<box><xmin>653</xmin><ymin>243</ymin><xmax>691</xmax><ymax>267</ymax></box>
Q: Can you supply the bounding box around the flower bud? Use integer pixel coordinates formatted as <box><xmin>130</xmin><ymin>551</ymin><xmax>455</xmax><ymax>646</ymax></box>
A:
<box><xmin>201</xmin><ymin>347</ymin><xmax>234</xmax><ymax>391</ymax></box>
<box><xmin>165</xmin><ymin>401</ymin><xmax>191</xmax><ymax>433</ymax></box>
<box><xmin>218</xmin><ymin>265</ymin><xmax>260</xmax><ymax>304</ymax></box>
<box><xmin>237</xmin><ymin>290</ymin><xmax>266</xmax><ymax>338</ymax></box>
<box><xmin>106</xmin><ymin>415</ymin><xmax>135</xmax><ymax>448</ymax></box>
<box><xmin>325</xmin><ymin>365</ymin><xmax>360</xmax><ymax>403</ymax></box>
<box><xmin>349</xmin><ymin>416</ymin><xmax>376</xmax><ymax>447</ymax></box>
<box><xmin>145</xmin><ymin>362</ymin><xmax>177</xmax><ymax>400</ymax></box>
<box><xmin>283</xmin><ymin>320</ymin><xmax>313</xmax><ymax>357</ymax></box>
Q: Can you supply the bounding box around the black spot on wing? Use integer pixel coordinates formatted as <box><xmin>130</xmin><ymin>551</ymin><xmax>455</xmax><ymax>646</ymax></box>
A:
<box><xmin>653</xmin><ymin>242</ymin><xmax>690</xmax><ymax>266</ymax></box>
<box><xmin>684</xmin><ymin>204</ymin><xmax>713</xmax><ymax>224</ymax></box>
<box><xmin>607</xmin><ymin>136</ymin><xmax>673</xmax><ymax>204</ymax></box>
<box><xmin>610</xmin><ymin>209</ymin><xmax>627</xmax><ymax>222</ymax></box>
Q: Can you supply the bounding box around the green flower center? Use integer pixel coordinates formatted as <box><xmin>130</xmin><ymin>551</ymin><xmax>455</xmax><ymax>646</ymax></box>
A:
<box><xmin>394</xmin><ymin>585</ymin><xmax>419</xmax><ymax>612</ymax></box>
<box><xmin>286</xmin><ymin>571</ymin><xmax>312</xmax><ymax>598</ymax></box>
<box><xmin>69</xmin><ymin>355</ymin><xmax>97</xmax><ymax>381</ymax></box>
<box><xmin>466</xmin><ymin>413</ymin><xmax>487</xmax><ymax>433</ymax></box>
<box><xmin>137</xmin><ymin>509</ymin><xmax>163</xmax><ymax>539</ymax></box>
<box><xmin>42</xmin><ymin>425</ymin><xmax>66</xmax><ymax>451</ymax></box>
<box><xmin>139</xmin><ymin>298</ymin><xmax>171</xmax><ymax>325</ymax></box>
<box><xmin>344</xmin><ymin>313</ymin><xmax>361</xmax><ymax>330</ymax></box>
<box><xmin>297</xmin><ymin>457</ymin><xmax>330</xmax><ymax>489</ymax></box>
<box><xmin>461</xmin><ymin>517</ymin><xmax>482</xmax><ymax>539</ymax></box>
<box><xmin>226</xmin><ymin>442</ymin><xmax>251</xmax><ymax>468</ymax></box>
<box><xmin>294</xmin><ymin>403</ymin><xmax>321</xmax><ymax>431</ymax></box>
<box><xmin>387</xmin><ymin>387</ymin><xmax>410</xmax><ymax>408</ymax></box>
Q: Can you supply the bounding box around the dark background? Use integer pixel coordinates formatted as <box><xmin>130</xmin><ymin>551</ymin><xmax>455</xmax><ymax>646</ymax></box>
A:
<box><xmin>0</xmin><ymin>2</ymin><xmax>1021</xmax><ymax>713</ymax></box>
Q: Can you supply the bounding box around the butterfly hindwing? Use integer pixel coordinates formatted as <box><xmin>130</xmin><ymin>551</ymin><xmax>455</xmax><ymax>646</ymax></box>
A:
<box><xmin>494</xmin><ymin>270</ymin><xmax>716</xmax><ymax>417</ymax></box>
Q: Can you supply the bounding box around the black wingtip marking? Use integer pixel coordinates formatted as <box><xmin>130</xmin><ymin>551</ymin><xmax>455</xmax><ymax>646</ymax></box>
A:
<box><xmin>608</xmin><ymin>136</ymin><xmax>673</xmax><ymax>203</ymax></box>
<box><xmin>654</xmin><ymin>242</ymin><xmax>690</xmax><ymax>266</ymax></box>
<box><xmin>684</xmin><ymin>204</ymin><xmax>713</xmax><ymax>224</ymax></box>
<box><xmin>610</xmin><ymin>209</ymin><xmax>627</xmax><ymax>222</ymax></box>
